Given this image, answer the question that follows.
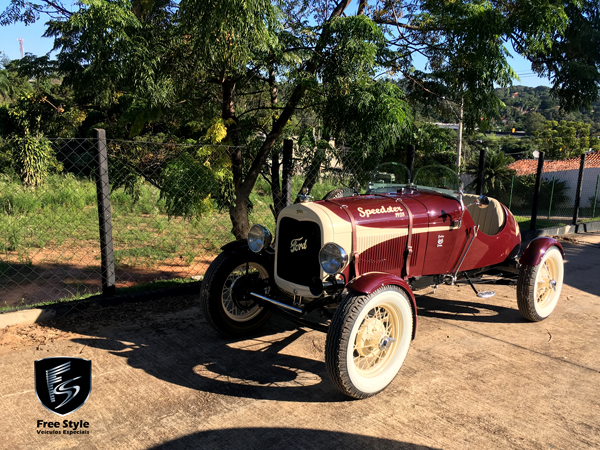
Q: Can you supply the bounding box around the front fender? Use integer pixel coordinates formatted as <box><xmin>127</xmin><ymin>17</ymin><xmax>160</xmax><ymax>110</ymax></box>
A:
<box><xmin>219</xmin><ymin>239</ymin><xmax>275</xmax><ymax>276</ymax></box>
<box><xmin>346</xmin><ymin>272</ymin><xmax>417</xmax><ymax>339</ymax></box>
<box><xmin>220</xmin><ymin>239</ymin><xmax>249</xmax><ymax>253</ymax></box>
<box><xmin>520</xmin><ymin>237</ymin><xmax>564</xmax><ymax>266</ymax></box>
<box><xmin>221</xmin><ymin>239</ymin><xmax>275</xmax><ymax>256</ymax></box>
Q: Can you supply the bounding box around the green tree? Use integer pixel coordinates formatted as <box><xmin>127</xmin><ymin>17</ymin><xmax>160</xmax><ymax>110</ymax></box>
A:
<box><xmin>467</xmin><ymin>148</ymin><xmax>516</xmax><ymax>198</ymax></box>
<box><xmin>535</xmin><ymin>120</ymin><xmax>599</xmax><ymax>158</ymax></box>
<box><xmin>523</xmin><ymin>112</ymin><xmax>547</xmax><ymax>135</ymax></box>
<box><xmin>4</xmin><ymin>0</ymin><xmax>600</xmax><ymax>238</ymax></box>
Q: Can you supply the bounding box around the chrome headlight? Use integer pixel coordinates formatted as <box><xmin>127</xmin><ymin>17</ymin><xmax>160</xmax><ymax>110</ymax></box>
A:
<box><xmin>319</xmin><ymin>243</ymin><xmax>348</xmax><ymax>275</ymax></box>
<box><xmin>248</xmin><ymin>224</ymin><xmax>272</xmax><ymax>253</ymax></box>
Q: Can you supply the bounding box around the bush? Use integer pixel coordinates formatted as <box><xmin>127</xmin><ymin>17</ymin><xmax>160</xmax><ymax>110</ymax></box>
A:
<box><xmin>2</xmin><ymin>135</ymin><xmax>62</xmax><ymax>187</ymax></box>
<box><xmin>509</xmin><ymin>174</ymin><xmax>568</xmax><ymax>210</ymax></box>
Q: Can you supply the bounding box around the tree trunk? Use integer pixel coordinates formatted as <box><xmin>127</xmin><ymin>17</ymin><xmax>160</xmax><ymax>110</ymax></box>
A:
<box><xmin>225</xmin><ymin>0</ymin><xmax>353</xmax><ymax>238</ymax></box>
<box><xmin>221</xmin><ymin>78</ymin><xmax>249</xmax><ymax>240</ymax></box>
<box><xmin>268</xmin><ymin>66</ymin><xmax>284</xmax><ymax>221</ymax></box>
<box><xmin>297</xmin><ymin>147</ymin><xmax>326</xmax><ymax>202</ymax></box>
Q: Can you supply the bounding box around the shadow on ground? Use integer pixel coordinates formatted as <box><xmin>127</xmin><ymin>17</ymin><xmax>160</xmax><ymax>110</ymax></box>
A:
<box><xmin>416</xmin><ymin>295</ymin><xmax>525</xmax><ymax>323</ymax></box>
<box><xmin>150</xmin><ymin>427</ymin><xmax>440</xmax><ymax>450</ymax></box>
<box><xmin>51</xmin><ymin>302</ymin><xmax>347</xmax><ymax>403</ymax></box>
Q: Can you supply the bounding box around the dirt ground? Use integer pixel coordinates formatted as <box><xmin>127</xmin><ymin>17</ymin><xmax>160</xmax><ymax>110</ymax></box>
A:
<box><xmin>1</xmin><ymin>234</ymin><xmax>599</xmax><ymax>449</ymax></box>
<box><xmin>0</xmin><ymin>242</ymin><xmax>215</xmax><ymax>307</ymax></box>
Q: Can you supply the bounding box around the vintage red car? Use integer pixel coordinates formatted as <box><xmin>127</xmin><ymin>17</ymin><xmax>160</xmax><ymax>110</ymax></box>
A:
<box><xmin>200</xmin><ymin>163</ymin><xmax>564</xmax><ymax>399</ymax></box>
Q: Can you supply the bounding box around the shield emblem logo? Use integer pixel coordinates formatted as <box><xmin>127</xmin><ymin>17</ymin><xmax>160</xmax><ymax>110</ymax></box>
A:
<box><xmin>34</xmin><ymin>357</ymin><xmax>92</xmax><ymax>416</ymax></box>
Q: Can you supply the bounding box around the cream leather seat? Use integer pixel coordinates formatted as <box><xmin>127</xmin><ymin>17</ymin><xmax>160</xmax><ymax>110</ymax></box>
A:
<box><xmin>462</xmin><ymin>194</ymin><xmax>506</xmax><ymax>235</ymax></box>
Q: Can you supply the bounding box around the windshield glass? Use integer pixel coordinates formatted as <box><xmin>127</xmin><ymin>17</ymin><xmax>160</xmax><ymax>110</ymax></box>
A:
<box><xmin>367</xmin><ymin>163</ymin><xmax>411</xmax><ymax>193</ymax></box>
<box><xmin>413</xmin><ymin>165</ymin><xmax>461</xmax><ymax>193</ymax></box>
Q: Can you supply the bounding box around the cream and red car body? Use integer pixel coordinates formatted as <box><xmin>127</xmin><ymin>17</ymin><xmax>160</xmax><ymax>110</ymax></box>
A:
<box><xmin>204</xmin><ymin>172</ymin><xmax>565</xmax><ymax>399</ymax></box>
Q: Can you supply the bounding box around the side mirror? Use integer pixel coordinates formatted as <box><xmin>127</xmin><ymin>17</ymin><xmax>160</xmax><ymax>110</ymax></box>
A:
<box><xmin>476</xmin><ymin>195</ymin><xmax>490</xmax><ymax>208</ymax></box>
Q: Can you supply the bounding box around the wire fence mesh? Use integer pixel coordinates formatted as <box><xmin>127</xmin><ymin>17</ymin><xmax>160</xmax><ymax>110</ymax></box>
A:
<box><xmin>1</xmin><ymin>134</ymin><xmax>599</xmax><ymax>309</ymax></box>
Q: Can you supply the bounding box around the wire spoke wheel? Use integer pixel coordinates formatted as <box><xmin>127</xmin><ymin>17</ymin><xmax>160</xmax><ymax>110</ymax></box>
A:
<box><xmin>200</xmin><ymin>250</ymin><xmax>272</xmax><ymax>337</ymax></box>
<box><xmin>353</xmin><ymin>305</ymin><xmax>399</xmax><ymax>375</ymax></box>
<box><xmin>221</xmin><ymin>263</ymin><xmax>267</xmax><ymax>322</ymax></box>
<box><xmin>326</xmin><ymin>285</ymin><xmax>413</xmax><ymax>399</ymax></box>
<box><xmin>518</xmin><ymin>246</ymin><xmax>564</xmax><ymax>322</ymax></box>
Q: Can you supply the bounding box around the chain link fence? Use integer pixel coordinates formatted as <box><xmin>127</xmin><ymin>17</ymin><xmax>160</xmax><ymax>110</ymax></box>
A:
<box><xmin>1</xmin><ymin>134</ymin><xmax>599</xmax><ymax>309</ymax></box>
<box><xmin>506</xmin><ymin>152</ymin><xmax>600</xmax><ymax>228</ymax></box>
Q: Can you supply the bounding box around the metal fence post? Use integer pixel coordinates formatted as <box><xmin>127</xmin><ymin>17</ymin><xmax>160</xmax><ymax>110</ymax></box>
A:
<box><xmin>477</xmin><ymin>148</ymin><xmax>487</xmax><ymax>195</ymax></box>
<box><xmin>282</xmin><ymin>139</ymin><xmax>293</xmax><ymax>207</ymax></box>
<box><xmin>95</xmin><ymin>129</ymin><xmax>116</xmax><ymax>296</ymax></box>
<box><xmin>406</xmin><ymin>144</ymin><xmax>415</xmax><ymax>183</ymax></box>
<box><xmin>530</xmin><ymin>151</ymin><xmax>545</xmax><ymax>231</ymax></box>
<box><xmin>548</xmin><ymin>177</ymin><xmax>555</xmax><ymax>220</ymax></box>
<box><xmin>572</xmin><ymin>153</ymin><xmax>586</xmax><ymax>225</ymax></box>
<box><xmin>508</xmin><ymin>175</ymin><xmax>514</xmax><ymax>210</ymax></box>
<box><xmin>593</xmin><ymin>174</ymin><xmax>599</xmax><ymax>219</ymax></box>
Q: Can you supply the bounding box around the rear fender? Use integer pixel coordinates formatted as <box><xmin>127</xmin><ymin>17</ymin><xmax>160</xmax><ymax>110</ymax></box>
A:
<box><xmin>346</xmin><ymin>272</ymin><xmax>417</xmax><ymax>339</ymax></box>
<box><xmin>520</xmin><ymin>237</ymin><xmax>564</xmax><ymax>266</ymax></box>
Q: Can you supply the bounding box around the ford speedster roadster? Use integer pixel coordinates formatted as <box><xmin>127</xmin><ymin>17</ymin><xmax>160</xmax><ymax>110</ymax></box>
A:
<box><xmin>200</xmin><ymin>163</ymin><xmax>564</xmax><ymax>399</ymax></box>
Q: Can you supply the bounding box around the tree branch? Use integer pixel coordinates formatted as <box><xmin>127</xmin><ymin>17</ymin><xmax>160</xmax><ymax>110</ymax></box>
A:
<box><xmin>372</xmin><ymin>18</ymin><xmax>421</xmax><ymax>31</ymax></box>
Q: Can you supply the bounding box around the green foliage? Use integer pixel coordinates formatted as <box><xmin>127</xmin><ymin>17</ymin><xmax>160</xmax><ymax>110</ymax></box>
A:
<box><xmin>466</xmin><ymin>148</ymin><xmax>515</xmax><ymax>197</ymax></box>
<box><xmin>411</xmin><ymin>123</ymin><xmax>459</xmax><ymax>169</ymax></box>
<box><xmin>180</xmin><ymin>0</ymin><xmax>279</xmax><ymax>76</ymax></box>
<box><xmin>535</xmin><ymin>120</ymin><xmax>599</xmax><ymax>159</ymax></box>
<box><xmin>0</xmin><ymin>91</ymin><xmax>86</xmax><ymax>138</ymax></box>
<box><xmin>7</xmin><ymin>135</ymin><xmax>62</xmax><ymax>187</ymax></box>
<box><xmin>510</xmin><ymin>174</ymin><xmax>569</xmax><ymax>210</ymax></box>
<box><xmin>160</xmin><ymin>153</ymin><xmax>214</xmax><ymax>217</ymax></box>
<box><xmin>322</xmin><ymin>80</ymin><xmax>411</xmax><ymax>171</ymax></box>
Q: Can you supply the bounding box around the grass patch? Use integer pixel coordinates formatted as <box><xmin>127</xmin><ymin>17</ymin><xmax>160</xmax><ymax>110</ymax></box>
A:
<box><xmin>0</xmin><ymin>170</ymin><xmax>351</xmax><ymax>309</ymax></box>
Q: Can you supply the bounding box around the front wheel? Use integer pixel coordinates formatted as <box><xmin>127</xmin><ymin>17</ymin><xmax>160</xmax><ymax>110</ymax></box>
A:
<box><xmin>517</xmin><ymin>246</ymin><xmax>564</xmax><ymax>321</ymax></box>
<box><xmin>325</xmin><ymin>286</ymin><xmax>414</xmax><ymax>399</ymax></box>
<box><xmin>200</xmin><ymin>250</ymin><xmax>272</xmax><ymax>337</ymax></box>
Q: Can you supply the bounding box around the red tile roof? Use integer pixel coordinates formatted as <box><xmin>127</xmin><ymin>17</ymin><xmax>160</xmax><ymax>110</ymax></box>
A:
<box><xmin>508</xmin><ymin>151</ymin><xmax>600</xmax><ymax>176</ymax></box>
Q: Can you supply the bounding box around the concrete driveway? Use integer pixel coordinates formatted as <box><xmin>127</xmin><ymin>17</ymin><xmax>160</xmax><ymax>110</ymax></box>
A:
<box><xmin>1</xmin><ymin>234</ymin><xmax>599</xmax><ymax>449</ymax></box>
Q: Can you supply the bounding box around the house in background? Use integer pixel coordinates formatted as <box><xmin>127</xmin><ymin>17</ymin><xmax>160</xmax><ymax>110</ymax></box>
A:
<box><xmin>508</xmin><ymin>152</ymin><xmax>600</xmax><ymax>208</ymax></box>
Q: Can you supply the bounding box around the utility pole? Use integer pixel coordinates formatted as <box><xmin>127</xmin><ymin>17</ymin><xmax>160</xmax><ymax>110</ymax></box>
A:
<box><xmin>18</xmin><ymin>38</ymin><xmax>24</xmax><ymax>59</ymax></box>
<box><xmin>456</xmin><ymin>97</ymin><xmax>464</xmax><ymax>174</ymax></box>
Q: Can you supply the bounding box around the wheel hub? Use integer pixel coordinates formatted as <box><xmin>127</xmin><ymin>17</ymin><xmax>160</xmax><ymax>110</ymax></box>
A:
<box><xmin>230</xmin><ymin>275</ymin><xmax>260</xmax><ymax>311</ymax></box>
<box><xmin>537</xmin><ymin>260</ymin><xmax>558</xmax><ymax>305</ymax></box>
<box><xmin>355</xmin><ymin>317</ymin><xmax>388</xmax><ymax>358</ymax></box>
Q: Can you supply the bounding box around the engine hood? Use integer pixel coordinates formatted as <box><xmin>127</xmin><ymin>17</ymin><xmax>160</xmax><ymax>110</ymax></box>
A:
<box><xmin>274</xmin><ymin>189</ymin><xmax>462</xmax><ymax>297</ymax></box>
<box><xmin>316</xmin><ymin>189</ymin><xmax>461</xmax><ymax>229</ymax></box>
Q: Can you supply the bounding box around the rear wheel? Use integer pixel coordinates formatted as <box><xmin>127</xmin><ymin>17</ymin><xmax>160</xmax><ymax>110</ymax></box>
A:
<box><xmin>200</xmin><ymin>250</ymin><xmax>272</xmax><ymax>336</ymax></box>
<box><xmin>517</xmin><ymin>246</ymin><xmax>564</xmax><ymax>321</ymax></box>
<box><xmin>325</xmin><ymin>286</ymin><xmax>413</xmax><ymax>399</ymax></box>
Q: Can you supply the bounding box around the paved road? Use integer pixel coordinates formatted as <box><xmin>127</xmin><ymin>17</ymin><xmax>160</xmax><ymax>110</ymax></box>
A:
<box><xmin>1</xmin><ymin>234</ymin><xmax>599</xmax><ymax>449</ymax></box>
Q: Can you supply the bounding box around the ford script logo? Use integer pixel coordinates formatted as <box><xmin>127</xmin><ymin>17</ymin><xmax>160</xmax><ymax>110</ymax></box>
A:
<box><xmin>290</xmin><ymin>237</ymin><xmax>308</xmax><ymax>253</ymax></box>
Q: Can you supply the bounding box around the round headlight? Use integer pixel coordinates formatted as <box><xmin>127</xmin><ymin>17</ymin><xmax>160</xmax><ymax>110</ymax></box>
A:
<box><xmin>319</xmin><ymin>243</ymin><xmax>349</xmax><ymax>275</ymax></box>
<box><xmin>248</xmin><ymin>224</ymin><xmax>272</xmax><ymax>253</ymax></box>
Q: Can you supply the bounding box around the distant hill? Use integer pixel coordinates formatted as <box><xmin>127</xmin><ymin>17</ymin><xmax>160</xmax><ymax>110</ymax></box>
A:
<box><xmin>495</xmin><ymin>86</ymin><xmax>600</xmax><ymax>133</ymax></box>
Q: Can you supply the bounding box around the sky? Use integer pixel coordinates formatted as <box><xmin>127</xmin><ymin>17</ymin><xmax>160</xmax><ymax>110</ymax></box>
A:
<box><xmin>0</xmin><ymin>4</ymin><xmax>552</xmax><ymax>88</ymax></box>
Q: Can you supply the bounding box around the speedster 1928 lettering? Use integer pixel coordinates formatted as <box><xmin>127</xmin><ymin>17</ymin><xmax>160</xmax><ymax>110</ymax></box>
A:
<box><xmin>200</xmin><ymin>163</ymin><xmax>565</xmax><ymax>399</ymax></box>
<box><xmin>357</xmin><ymin>205</ymin><xmax>404</xmax><ymax>218</ymax></box>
